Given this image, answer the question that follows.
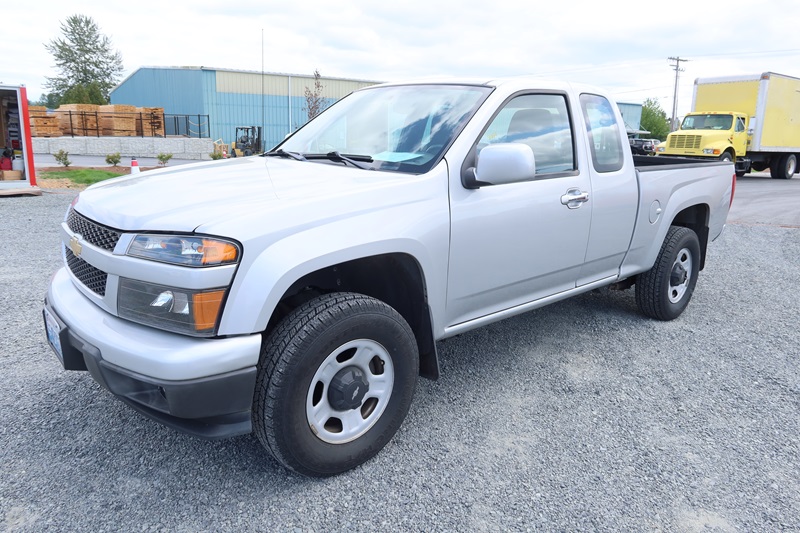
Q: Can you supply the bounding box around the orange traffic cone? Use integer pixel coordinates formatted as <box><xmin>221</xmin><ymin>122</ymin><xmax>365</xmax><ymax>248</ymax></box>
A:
<box><xmin>131</xmin><ymin>157</ymin><xmax>140</xmax><ymax>174</ymax></box>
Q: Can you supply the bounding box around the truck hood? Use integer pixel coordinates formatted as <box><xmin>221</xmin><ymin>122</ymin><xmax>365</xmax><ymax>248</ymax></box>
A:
<box><xmin>73</xmin><ymin>157</ymin><xmax>415</xmax><ymax>233</ymax></box>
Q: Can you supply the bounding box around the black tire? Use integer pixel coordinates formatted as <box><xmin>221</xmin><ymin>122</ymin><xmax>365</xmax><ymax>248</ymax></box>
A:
<box><xmin>770</xmin><ymin>154</ymin><xmax>797</xmax><ymax>179</ymax></box>
<box><xmin>636</xmin><ymin>226</ymin><xmax>701</xmax><ymax>321</ymax></box>
<box><xmin>719</xmin><ymin>151</ymin><xmax>733</xmax><ymax>162</ymax></box>
<box><xmin>253</xmin><ymin>292</ymin><xmax>418</xmax><ymax>477</ymax></box>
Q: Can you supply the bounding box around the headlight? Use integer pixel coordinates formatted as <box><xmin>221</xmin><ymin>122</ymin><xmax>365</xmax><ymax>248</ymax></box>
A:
<box><xmin>703</xmin><ymin>148</ymin><xmax>721</xmax><ymax>155</ymax></box>
<box><xmin>118</xmin><ymin>278</ymin><xmax>227</xmax><ymax>336</ymax></box>
<box><xmin>126</xmin><ymin>235</ymin><xmax>240</xmax><ymax>267</ymax></box>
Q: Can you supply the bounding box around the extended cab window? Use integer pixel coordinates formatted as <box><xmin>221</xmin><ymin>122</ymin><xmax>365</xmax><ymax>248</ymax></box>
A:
<box><xmin>478</xmin><ymin>94</ymin><xmax>575</xmax><ymax>174</ymax></box>
<box><xmin>580</xmin><ymin>94</ymin><xmax>623</xmax><ymax>173</ymax></box>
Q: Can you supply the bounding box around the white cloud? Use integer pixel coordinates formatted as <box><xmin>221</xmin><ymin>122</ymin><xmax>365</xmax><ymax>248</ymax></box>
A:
<box><xmin>3</xmin><ymin>0</ymin><xmax>800</xmax><ymax>118</ymax></box>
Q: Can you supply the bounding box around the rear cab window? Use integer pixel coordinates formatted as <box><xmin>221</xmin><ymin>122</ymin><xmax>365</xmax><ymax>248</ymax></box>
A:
<box><xmin>580</xmin><ymin>94</ymin><xmax>624</xmax><ymax>173</ymax></box>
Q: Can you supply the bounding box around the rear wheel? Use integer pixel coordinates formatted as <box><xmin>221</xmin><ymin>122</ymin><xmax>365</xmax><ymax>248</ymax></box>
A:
<box><xmin>770</xmin><ymin>154</ymin><xmax>797</xmax><ymax>179</ymax></box>
<box><xmin>636</xmin><ymin>226</ymin><xmax>701</xmax><ymax>321</ymax></box>
<box><xmin>253</xmin><ymin>293</ymin><xmax>418</xmax><ymax>477</ymax></box>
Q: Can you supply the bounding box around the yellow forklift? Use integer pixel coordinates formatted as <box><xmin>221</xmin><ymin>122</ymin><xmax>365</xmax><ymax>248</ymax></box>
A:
<box><xmin>230</xmin><ymin>126</ymin><xmax>263</xmax><ymax>157</ymax></box>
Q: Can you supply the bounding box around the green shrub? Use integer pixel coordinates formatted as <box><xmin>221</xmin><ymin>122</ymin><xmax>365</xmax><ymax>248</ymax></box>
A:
<box><xmin>105</xmin><ymin>152</ymin><xmax>121</xmax><ymax>166</ymax></box>
<box><xmin>209</xmin><ymin>151</ymin><xmax>223</xmax><ymax>160</ymax></box>
<box><xmin>157</xmin><ymin>153</ymin><xmax>173</xmax><ymax>166</ymax></box>
<box><xmin>54</xmin><ymin>149</ymin><xmax>71</xmax><ymax>167</ymax></box>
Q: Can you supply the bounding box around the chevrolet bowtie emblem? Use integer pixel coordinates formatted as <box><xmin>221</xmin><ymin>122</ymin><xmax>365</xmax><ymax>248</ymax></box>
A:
<box><xmin>69</xmin><ymin>236</ymin><xmax>82</xmax><ymax>256</ymax></box>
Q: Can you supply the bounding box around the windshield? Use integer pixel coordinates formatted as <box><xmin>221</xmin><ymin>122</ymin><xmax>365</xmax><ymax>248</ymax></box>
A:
<box><xmin>276</xmin><ymin>84</ymin><xmax>492</xmax><ymax>174</ymax></box>
<box><xmin>681</xmin><ymin>114</ymin><xmax>733</xmax><ymax>131</ymax></box>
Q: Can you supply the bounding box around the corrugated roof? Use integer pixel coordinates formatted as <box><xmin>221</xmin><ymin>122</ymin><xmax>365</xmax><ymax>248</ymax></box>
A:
<box><xmin>113</xmin><ymin>66</ymin><xmax>380</xmax><ymax>92</ymax></box>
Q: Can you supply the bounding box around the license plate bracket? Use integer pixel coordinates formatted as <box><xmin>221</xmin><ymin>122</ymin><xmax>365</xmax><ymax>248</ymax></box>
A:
<box><xmin>43</xmin><ymin>305</ymin><xmax>65</xmax><ymax>365</ymax></box>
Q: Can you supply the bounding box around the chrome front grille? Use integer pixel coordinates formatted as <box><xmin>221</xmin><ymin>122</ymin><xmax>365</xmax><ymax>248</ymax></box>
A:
<box><xmin>67</xmin><ymin>209</ymin><xmax>122</xmax><ymax>251</ymax></box>
<box><xmin>668</xmin><ymin>135</ymin><xmax>702</xmax><ymax>150</ymax></box>
<box><xmin>65</xmin><ymin>247</ymin><xmax>108</xmax><ymax>296</ymax></box>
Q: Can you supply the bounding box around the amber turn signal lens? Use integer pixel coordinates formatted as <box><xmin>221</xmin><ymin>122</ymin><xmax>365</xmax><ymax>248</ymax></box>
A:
<box><xmin>201</xmin><ymin>240</ymin><xmax>239</xmax><ymax>265</ymax></box>
<box><xmin>192</xmin><ymin>290</ymin><xmax>226</xmax><ymax>331</ymax></box>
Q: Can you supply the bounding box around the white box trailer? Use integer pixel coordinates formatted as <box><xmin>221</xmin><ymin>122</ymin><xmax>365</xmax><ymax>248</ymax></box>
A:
<box><xmin>0</xmin><ymin>84</ymin><xmax>40</xmax><ymax>196</ymax></box>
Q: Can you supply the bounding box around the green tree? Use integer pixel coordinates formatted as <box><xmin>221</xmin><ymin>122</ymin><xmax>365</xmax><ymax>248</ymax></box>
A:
<box><xmin>34</xmin><ymin>92</ymin><xmax>62</xmax><ymax>109</ymax></box>
<box><xmin>44</xmin><ymin>14</ymin><xmax>124</xmax><ymax>103</ymax></box>
<box><xmin>641</xmin><ymin>98</ymin><xmax>670</xmax><ymax>140</ymax></box>
<box><xmin>61</xmin><ymin>82</ymin><xmax>106</xmax><ymax>105</ymax></box>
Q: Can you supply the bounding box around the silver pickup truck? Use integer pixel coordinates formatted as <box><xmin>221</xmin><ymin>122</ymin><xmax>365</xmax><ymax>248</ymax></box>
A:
<box><xmin>43</xmin><ymin>77</ymin><xmax>735</xmax><ymax>476</ymax></box>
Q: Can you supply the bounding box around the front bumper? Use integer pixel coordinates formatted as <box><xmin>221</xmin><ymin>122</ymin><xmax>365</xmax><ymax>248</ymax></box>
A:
<box><xmin>44</xmin><ymin>267</ymin><xmax>263</xmax><ymax>439</ymax></box>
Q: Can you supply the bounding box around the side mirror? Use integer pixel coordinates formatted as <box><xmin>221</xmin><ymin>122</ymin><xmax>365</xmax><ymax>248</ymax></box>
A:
<box><xmin>463</xmin><ymin>143</ymin><xmax>536</xmax><ymax>189</ymax></box>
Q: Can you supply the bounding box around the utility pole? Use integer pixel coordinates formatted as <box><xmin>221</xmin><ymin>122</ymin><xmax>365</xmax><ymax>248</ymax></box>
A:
<box><xmin>668</xmin><ymin>56</ymin><xmax>689</xmax><ymax>131</ymax></box>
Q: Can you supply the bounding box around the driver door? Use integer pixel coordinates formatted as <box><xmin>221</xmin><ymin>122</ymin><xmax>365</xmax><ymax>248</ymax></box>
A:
<box><xmin>445</xmin><ymin>93</ymin><xmax>593</xmax><ymax>327</ymax></box>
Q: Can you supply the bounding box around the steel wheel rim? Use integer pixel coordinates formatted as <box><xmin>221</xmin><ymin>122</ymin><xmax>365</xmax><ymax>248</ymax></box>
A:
<box><xmin>669</xmin><ymin>247</ymin><xmax>693</xmax><ymax>303</ymax></box>
<box><xmin>306</xmin><ymin>339</ymin><xmax>395</xmax><ymax>444</ymax></box>
<box><xmin>787</xmin><ymin>157</ymin><xmax>796</xmax><ymax>176</ymax></box>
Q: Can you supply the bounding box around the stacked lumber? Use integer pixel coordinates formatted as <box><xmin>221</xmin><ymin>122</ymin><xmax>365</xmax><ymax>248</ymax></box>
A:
<box><xmin>135</xmin><ymin>107</ymin><xmax>165</xmax><ymax>137</ymax></box>
<box><xmin>28</xmin><ymin>106</ymin><xmax>62</xmax><ymax>137</ymax></box>
<box><xmin>98</xmin><ymin>104</ymin><xmax>137</xmax><ymax>136</ymax></box>
<box><xmin>56</xmin><ymin>104</ymin><xmax>99</xmax><ymax>136</ymax></box>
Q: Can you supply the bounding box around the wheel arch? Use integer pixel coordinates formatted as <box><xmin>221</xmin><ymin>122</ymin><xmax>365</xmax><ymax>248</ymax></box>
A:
<box><xmin>265</xmin><ymin>252</ymin><xmax>439</xmax><ymax>380</ymax></box>
<box><xmin>670</xmin><ymin>203</ymin><xmax>710</xmax><ymax>270</ymax></box>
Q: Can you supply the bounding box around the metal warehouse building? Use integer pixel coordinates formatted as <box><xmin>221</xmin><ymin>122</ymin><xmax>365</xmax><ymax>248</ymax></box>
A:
<box><xmin>617</xmin><ymin>102</ymin><xmax>647</xmax><ymax>136</ymax></box>
<box><xmin>110</xmin><ymin>66</ymin><xmax>377</xmax><ymax>150</ymax></box>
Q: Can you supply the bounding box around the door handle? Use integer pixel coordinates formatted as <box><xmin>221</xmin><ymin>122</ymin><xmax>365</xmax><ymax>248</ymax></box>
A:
<box><xmin>561</xmin><ymin>188</ymin><xmax>589</xmax><ymax>209</ymax></box>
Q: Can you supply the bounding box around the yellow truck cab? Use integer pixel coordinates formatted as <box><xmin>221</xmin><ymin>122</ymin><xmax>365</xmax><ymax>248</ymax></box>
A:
<box><xmin>659</xmin><ymin>73</ymin><xmax>800</xmax><ymax>179</ymax></box>
<box><xmin>666</xmin><ymin>111</ymin><xmax>747</xmax><ymax>163</ymax></box>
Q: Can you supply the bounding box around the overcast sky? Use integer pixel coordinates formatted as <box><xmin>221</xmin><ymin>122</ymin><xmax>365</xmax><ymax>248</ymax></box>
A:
<box><xmin>3</xmin><ymin>0</ymin><xmax>800</xmax><ymax>117</ymax></box>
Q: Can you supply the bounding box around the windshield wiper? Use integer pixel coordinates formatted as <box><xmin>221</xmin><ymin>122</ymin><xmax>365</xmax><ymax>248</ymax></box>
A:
<box><xmin>305</xmin><ymin>151</ymin><xmax>374</xmax><ymax>170</ymax></box>
<box><xmin>263</xmin><ymin>149</ymin><xmax>307</xmax><ymax>161</ymax></box>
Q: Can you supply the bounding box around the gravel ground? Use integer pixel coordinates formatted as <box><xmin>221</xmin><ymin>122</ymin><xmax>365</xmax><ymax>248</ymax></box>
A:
<box><xmin>1</xmin><ymin>189</ymin><xmax>798</xmax><ymax>532</ymax></box>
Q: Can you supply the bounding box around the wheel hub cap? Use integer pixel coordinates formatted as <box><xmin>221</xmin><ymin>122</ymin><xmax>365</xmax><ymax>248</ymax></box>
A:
<box><xmin>668</xmin><ymin>248</ymin><xmax>693</xmax><ymax>303</ymax></box>
<box><xmin>670</xmin><ymin>263</ymin><xmax>688</xmax><ymax>286</ymax></box>
<box><xmin>328</xmin><ymin>366</ymin><xmax>370</xmax><ymax>411</ymax></box>
<box><xmin>306</xmin><ymin>339</ymin><xmax>395</xmax><ymax>444</ymax></box>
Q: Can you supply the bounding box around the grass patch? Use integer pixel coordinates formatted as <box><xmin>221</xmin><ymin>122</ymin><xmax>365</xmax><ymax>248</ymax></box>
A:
<box><xmin>39</xmin><ymin>168</ymin><xmax>126</xmax><ymax>186</ymax></box>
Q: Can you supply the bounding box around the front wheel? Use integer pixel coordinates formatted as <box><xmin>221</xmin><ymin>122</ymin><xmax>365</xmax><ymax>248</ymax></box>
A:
<box><xmin>253</xmin><ymin>293</ymin><xmax>418</xmax><ymax>477</ymax></box>
<box><xmin>636</xmin><ymin>226</ymin><xmax>701</xmax><ymax>320</ymax></box>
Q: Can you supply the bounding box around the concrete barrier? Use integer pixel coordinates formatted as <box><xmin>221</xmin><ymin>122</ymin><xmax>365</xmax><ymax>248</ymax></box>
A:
<box><xmin>32</xmin><ymin>137</ymin><xmax>214</xmax><ymax>161</ymax></box>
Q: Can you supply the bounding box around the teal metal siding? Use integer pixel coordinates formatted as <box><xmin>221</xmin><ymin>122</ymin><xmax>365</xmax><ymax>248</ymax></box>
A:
<box><xmin>617</xmin><ymin>102</ymin><xmax>644</xmax><ymax>134</ymax></box>
<box><xmin>111</xmin><ymin>68</ymin><xmax>205</xmax><ymax>116</ymax></box>
<box><xmin>212</xmin><ymin>92</ymin><xmax>335</xmax><ymax>149</ymax></box>
<box><xmin>111</xmin><ymin>67</ymin><xmax>364</xmax><ymax>146</ymax></box>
